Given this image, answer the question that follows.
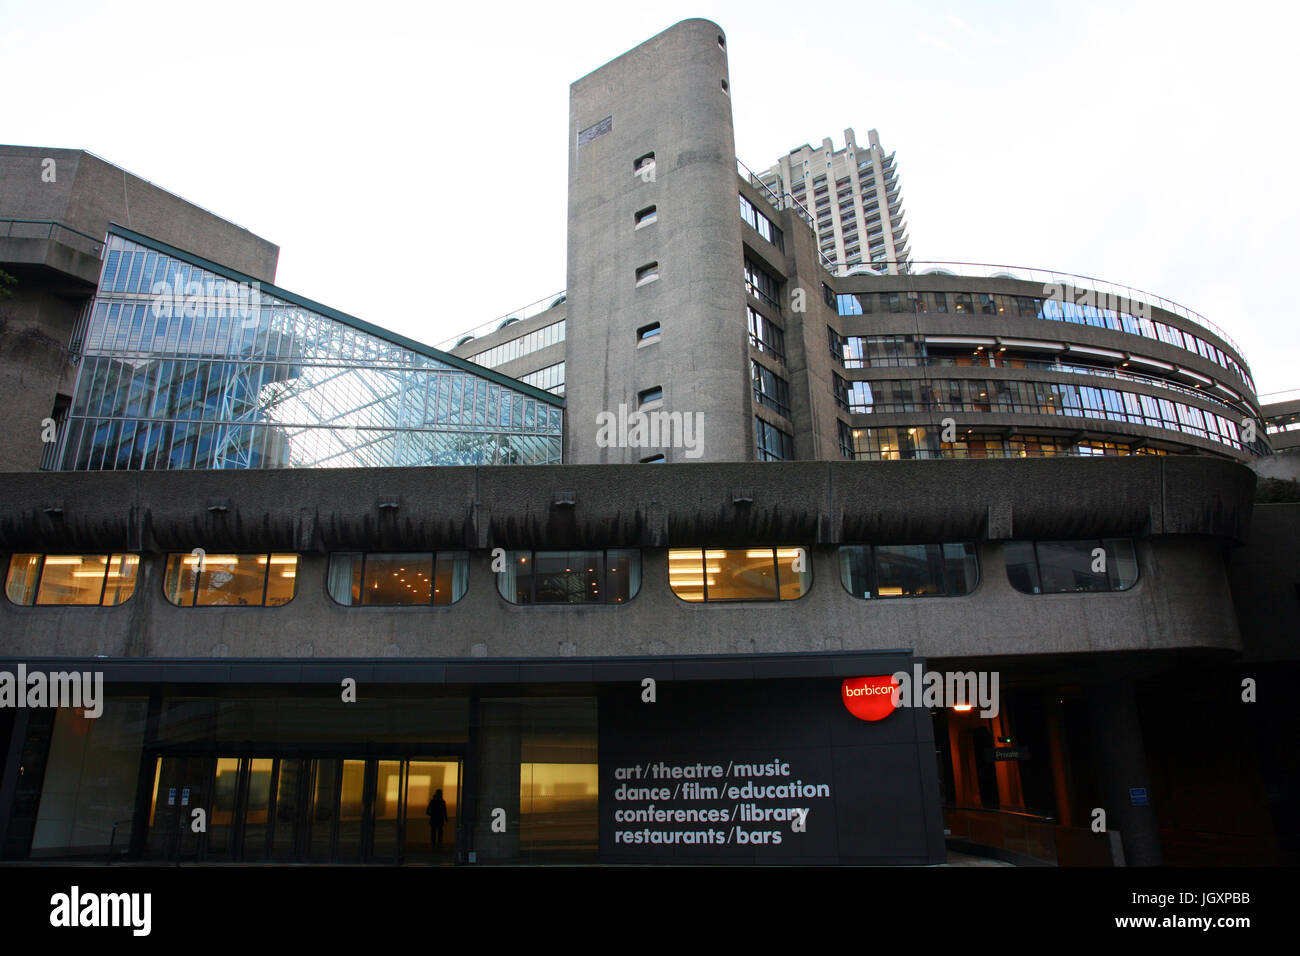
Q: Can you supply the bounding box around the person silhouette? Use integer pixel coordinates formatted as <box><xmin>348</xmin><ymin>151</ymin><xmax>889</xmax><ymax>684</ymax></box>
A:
<box><xmin>425</xmin><ymin>789</ymin><xmax>448</xmax><ymax>848</ymax></box>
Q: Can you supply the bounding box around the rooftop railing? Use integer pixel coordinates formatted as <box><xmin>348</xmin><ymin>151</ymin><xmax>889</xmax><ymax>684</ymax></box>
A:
<box><xmin>0</xmin><ymin>218</ymin><xmax>105</xmax><ymax>259</ymax></box>
<box><xmin>737</xmin><ymin>158</ymin><xmax>839</xmax><ymax>272</ymax></box>
<box><xmin>435</xmin><ymin>290</ymin><xmax>567</xmax><ymax>352</ymax></box>
<box><xmin>843</xmin><ymin>259</ymin><xmax>1244</xmax><ymax>358</ymax></box>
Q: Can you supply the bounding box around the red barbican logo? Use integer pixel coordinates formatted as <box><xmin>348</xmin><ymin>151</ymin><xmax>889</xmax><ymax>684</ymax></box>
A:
<box><xmin>841</xmin><ymin>675</ymin><xmax>899</xmax><ymax>721</ymax></box>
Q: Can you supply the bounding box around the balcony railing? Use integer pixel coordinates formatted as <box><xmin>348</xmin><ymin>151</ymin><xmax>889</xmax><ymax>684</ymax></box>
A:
<box><xmin>435</xmin><ymin>290</ymin><xmax>567</xmax><ymax>352</ymax></box>
<box><xmin>855</xmin><ymin>260</ymin><xmax>1243</xmax><ymax>357</ymax></box>
<box><xmin>736</xmin><ymin>158</ymin><xmax>838</xmax><ymax>272</ymax></box>
<box><xmin>1</xmin><ymin>218</ymin><xmax>105</xmax><ymax>259</ymax></box>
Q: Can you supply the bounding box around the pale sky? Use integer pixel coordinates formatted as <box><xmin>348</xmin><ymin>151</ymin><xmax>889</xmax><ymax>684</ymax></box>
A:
<box><xmin>3</xmin><ymin>0</ymin><xmax>1296</xmax><ymax>396</ymax></box>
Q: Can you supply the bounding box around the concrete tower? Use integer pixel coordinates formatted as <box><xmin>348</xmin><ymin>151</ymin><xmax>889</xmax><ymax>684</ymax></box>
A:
<box><xmin>565</xmin><ymin>18</ymin><xmax>750</xmax><ymax>464</ymax></box>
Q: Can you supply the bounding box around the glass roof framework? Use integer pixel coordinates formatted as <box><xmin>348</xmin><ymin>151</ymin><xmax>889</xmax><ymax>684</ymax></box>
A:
<box><xmin>58</xmin><ymin>232</ymin><xmax>564</xmax><ymax>470</ymax></box>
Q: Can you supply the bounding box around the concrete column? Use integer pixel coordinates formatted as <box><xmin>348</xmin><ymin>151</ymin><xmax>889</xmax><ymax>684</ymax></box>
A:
<box><xmin>1045</xmin><ymin>691</ymin><xmax>1074</xmax><ymax>828</ymax></box>
<box><xmin>1089</xmin><ymin>680</ymin><xmax>1163</xmax><ymax>865</ymax></box>
<box><xmin>475</xmin><ymin>701</ymin><xmax>522</xmax><ymax>861</ymax></box>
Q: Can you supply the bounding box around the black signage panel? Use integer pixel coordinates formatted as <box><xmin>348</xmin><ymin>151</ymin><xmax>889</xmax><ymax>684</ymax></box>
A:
<box><xmin>598</xmin><ymin>661</ymin><xmax>945</xmax><ymax>864</ymax></box>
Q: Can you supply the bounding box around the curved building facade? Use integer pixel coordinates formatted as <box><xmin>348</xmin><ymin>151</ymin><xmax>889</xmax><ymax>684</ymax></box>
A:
<box><xmin>824</xmin><ymin>266</ymin><xmax>1266</xmax><ymax>462</ymax></box>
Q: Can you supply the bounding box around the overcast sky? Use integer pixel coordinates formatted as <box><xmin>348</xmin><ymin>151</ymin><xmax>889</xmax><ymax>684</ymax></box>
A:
<box><xmin>4</xmin><ymin>0</ymin><xmax>1296</xmax><ymax>396</ymax></box>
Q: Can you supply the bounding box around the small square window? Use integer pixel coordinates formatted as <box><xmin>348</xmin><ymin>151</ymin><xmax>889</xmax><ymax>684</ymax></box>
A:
<box><xmin>638</xmin><ymin>386</ymin><xmax>663</xmax><ymax>406</ymax></box>
<box><xmin>637</xmin><ymin>322</ymin><xmax>661</xmax><ymax>342</ymax></box>
<box><xmin>635</xmin><ymin>262</ymin><xmax>659</xmax><ymax>286</ymax></box>
<box><xmin>635</xmin><ymin>205</ymin><xmax>657</xmax><ymax>228</ymax></box>
<box><xmin>634</xmin><ymin>152</ymin><xmax>655</xmax><ymax>175</ymax></box>
<box><xmin>720</xmin><ymin>79</ymin><xmax>728</xmax><ymax>93</ymax></box>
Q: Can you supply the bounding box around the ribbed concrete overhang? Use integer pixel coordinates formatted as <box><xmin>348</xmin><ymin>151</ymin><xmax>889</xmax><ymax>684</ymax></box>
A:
<box><xmin>0</xmin><ymin>457</ymin><xmax>1256</xmax><ymax>553</ymax></box>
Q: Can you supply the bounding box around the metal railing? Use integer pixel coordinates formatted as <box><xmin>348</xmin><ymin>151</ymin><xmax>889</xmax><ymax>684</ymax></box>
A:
<box><xmin>842</xmin><ymin>356</ymin><xmax>1257</xmax><ymax>417</ymax></box>
<box><xmin>736</xmin><ymin>158</ymin><xmax>839</xmax><ymax>272</ymax></box>
<box><xmin>863</xmin><ymin>259</ymin><xmax>1244</xmax><ymax>357</ymax></box>
<box><xmin>0</xmin><ymin>218</ymin><xmax>104</xmax><ymax>258</ymax></box>
<box><xmin>434</xmin><ymin>290</ymin><xmax>566</xmax><ymax>352</ymax></box>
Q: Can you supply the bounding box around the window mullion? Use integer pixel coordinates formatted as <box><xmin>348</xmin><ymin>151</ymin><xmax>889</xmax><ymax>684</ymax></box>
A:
<box><xmin>97</xmin><ymin>555</ymin><xmax>110</xmax><ymax>606</ymax></box>
<box><xmin>31</xmin><ymin>555</ymin><xmax>47</xmax><ymax>606</ymax></box>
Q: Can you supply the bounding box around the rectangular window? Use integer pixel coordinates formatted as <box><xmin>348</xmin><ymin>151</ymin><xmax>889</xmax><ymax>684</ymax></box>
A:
<box><xmin>637</xmin><ymin>322</ymin><xmax>661</xmax><ymax>342</ymax></box>
<box><xmin>837</xmin><ymin>293</ymin><xmax>863</xmax><ymax>316</ymax></box>
<box><xmin>833</xmin><ymin>373</ymin><xmax>850</xmax><ymax>411</ymax></box>
<box><xmin>744</xmin><ymin>259</ymin><xmax>781</xmax><ymax>310</ymax></box>
<box><xmin>748</xmin><ymin>307</ymin><xmax>785</xmax><ymax>362</ymax></box>
<box><xmin>837</xmin><ymin>543</ymin><xmax>978</xmax><ymax>599</ymax></box>
<box><xmin>638</xmin><ymin>385</ymin><xmax>663</xmax><ymax>406</ymax></box>
<box><xmin>498</xmin><ymin>550</ymin><xmax>640</xmax><ymax>605</ymax></box>
<box><xmin>751</xmin><ymin>361</ymin><xmax>791</xmax><ymax>417</ymax></box>
<box><xmin>837</xmin><ymin>420</ymin><xmax>855</xmax><ymax>459</ymax></box>
<box><xmin>4</xmin><ymin>553</ymin><xmax>139</xmax><ymax>606</ymax></box>
<box><xmin>828</xmin><ymin>327</ymin><xmax>845</xmax><ymax>364</ymax></box>
<box><xmin>1005</xmin><ymin>539</ymin><xmax>1139</xmax><ymax>594</ymax></box>
<box><xmin>162</xmin><ymin>553</ymin><xmax>298</xmax><ymax>607</ymax></box>
<box><xmin>739</xmin><ymin>194</ymin><xmax>784</xmax><ymax>250</ymax></box>
<box><xmin>635</xmin><ymin>262</ymin><xmax>659</xmax><ymax>286</ymax></box>
<box><xmin>667</xmin><ymin>547</ymin><xmax>809</xmax><ymax>602</ymax></box>
<box><xmin>755</xmin><ymin>418</ymin><xmax>794</xmax><ymax>461</ymax></box>
<box><xmin>327</xmin><ymin>551</ymin><xmax>468</xmax><ymax>606</ymax></box>
<box><xmin>635</xmin><ymin>205</ymin><xmax>657</xmax><ymax>228</ymax></box>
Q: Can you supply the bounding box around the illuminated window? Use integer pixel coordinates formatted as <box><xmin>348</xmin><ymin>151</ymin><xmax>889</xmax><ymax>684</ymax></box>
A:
<box><xmin>838</xmin><ymin>544</ymin><xmax>978</xmax><ymax>599</ymax></box>
<box><xmin>1004</xmin><ymin>539</ymin><xmax>1138</xmax><ymax>594</ymax></box>
<box><xmin>668</xmin><ymin>548</ymin><xmax>810</xmax><ymax>603</ymax></box>
<box><xmin>327</xmin><ymin>552</ymin><xmax>468</xmax><ymax>606</ymax></box>
<box><xmin>162</xmin><ymin>553</ymin><xmax>298</xmax><ymax>607</ymax></box>
<box><xmin>498</xmin><ymin>550</ymin><xmax>640</xmax><ymax>605</ymax></box>
<box><xmin>4</xmin><ymin>553</ymin><xmax>139</xmax><ymax>606</ymax></box>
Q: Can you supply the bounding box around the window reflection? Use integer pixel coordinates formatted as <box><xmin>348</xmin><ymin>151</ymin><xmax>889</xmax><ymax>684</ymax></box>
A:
<box><xmin>497</xmin><ymin>550</ymin><xmax>640</xmax><ymax>605</ymax></box>
<box><xmin>838</xmin><ymin>544</ymin><xmax>978</xmax><ymax>599</ymax></box>
<box><xmin>1004</xmin><ymin>539</ymin><xmax>1139</xmax><ymax>594</ymax></box>
<box><xmin>162</xmin><ymin>553</ymin><xmax>298</xmax><ymax>606</ymax></box>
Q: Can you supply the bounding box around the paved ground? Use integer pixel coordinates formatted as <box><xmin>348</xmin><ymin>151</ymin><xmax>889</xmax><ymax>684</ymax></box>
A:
<box><xmin>941</xmin><ymin>849</ymin><xmax>1015</xmax><ymax>866</ymax></box>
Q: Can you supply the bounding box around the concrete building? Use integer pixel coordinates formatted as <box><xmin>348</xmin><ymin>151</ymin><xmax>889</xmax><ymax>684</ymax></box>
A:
<box><xmin>0</xmin><ymin>146</ymin><xmax>278</xmax><ymax>473</ymax></box>
<box><xmin>0</xmin><ymin>19</ymin><xmax>1296</xmax><ymax>868</ymax></box>
<box><xmin>756</xmin><ymin>128</ymin><xmax>910</xmax><ymax>275</ymax></box>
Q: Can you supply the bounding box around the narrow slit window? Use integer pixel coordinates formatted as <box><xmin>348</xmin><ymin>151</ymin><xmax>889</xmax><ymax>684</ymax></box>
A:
<box><xmin>638</xmin><ymin>386</ymin><xmax>663</xmax><ymax>406</ymax></box>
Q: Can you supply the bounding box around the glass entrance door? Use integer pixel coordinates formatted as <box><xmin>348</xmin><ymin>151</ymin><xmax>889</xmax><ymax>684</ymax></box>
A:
<box><xmin>147</xmin><ymin>754</ymin><xmax>462</xmax><ymax>863</ymax></box>
<box><xmin>404</xmin><ymin>759</ymin><xmax>460</xmax><ymax>864</ymax></box>
<box><xmin>145</xmin><ymin>755</ymin><xmax>212</xmax><ymax>861</ymax></box>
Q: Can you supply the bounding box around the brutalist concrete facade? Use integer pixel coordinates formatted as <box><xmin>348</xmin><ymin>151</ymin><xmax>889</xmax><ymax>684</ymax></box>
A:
<box><xmin>0</xmin><ymin>146</ymin><xmax>279</xmax><ymax>473</ymax></box>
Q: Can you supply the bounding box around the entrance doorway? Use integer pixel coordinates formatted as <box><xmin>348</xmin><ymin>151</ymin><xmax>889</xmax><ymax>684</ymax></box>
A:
<box><xmin>146</xmin><ymin>753</ymin><xmax>461</xmax><ymax>863</ymax></box>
